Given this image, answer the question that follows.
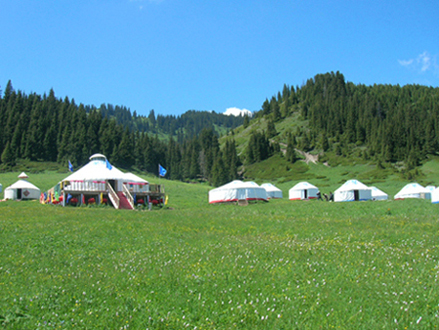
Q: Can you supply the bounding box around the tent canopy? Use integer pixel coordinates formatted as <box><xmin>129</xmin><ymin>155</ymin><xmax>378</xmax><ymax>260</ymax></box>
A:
<box><xmin>4</xmin><ymin>179</ymin><xmax>41</xmax><ymax>200</ymax></box>
<box><xmin>334</xmin><ymin>179</ymin><xmax>371</xmax><ymax>202</ymax></box>
<box><xmin>63</xmin><ymin>154</ymin><xmax>135</xmax><ymax>182</ymax></box>
<box><xmin>209</xmin><ymin>180</ymin><xmax>268</xmax><ymax>203</ymax></box>
<box><xmin>431</xmin><ymin>187</ymin><xmax>439</xmax><ymax>204</ymax></box>
<box><xmin>62</xmin><ymin>154</ymin><xmax>147</xmax><ymax>193</ymax></box>
<box><xmin>289</xmin><ymin>182</ymin><xmax>319</xmax><ymax>200</ymax></box>
<box><xmin>261</xmin><ymin>183</ymin><xmax>283</xmax><ymax>199</ymax></box>
<box><xmin>369</xmin><ymin>186</ymin><xmax>388</xmax><ymax>201</ymax></box>
<box><xmin>394</xmin><ymin>183</ymin><xmax>430</xmax><ymax>200</ymax></box>
<box><xmin>63</xmin><ymin>154</ymin><xmax>147</xmax><ymax>182</ymax></box>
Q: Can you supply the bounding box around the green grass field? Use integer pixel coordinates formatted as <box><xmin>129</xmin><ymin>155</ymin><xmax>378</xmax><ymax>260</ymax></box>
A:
<box><xmin>1</xmin><ymin>170</ymin><xmax>439</xmax><ymax>329</ymax></box>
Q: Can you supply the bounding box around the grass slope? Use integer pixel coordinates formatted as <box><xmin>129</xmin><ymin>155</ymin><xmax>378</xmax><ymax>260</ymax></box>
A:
<box><xmin>1</xmin><ymin>173</ymin><xmax>439</xmax><ymax>329</ymax></box>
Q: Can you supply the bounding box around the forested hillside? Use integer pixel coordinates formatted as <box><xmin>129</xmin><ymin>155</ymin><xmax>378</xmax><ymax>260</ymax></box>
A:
<box><xmin>239</xmin><ymin>72</ymin><xmax>439</xmax><ymax>172</ymax></box>
<box><xmin>1</xmin><ymin>72</ymin><xmax>439</xmax><ymax>187</ymax></box>
<box><xmin>0</xmin><ymin>81</ymin><xmax>240</xmax><ymax>185</ymax></box>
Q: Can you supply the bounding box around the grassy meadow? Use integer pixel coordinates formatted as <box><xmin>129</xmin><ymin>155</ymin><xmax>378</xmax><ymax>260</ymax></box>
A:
<box><xmin>1</xmin><ymin>169</ymin><xmax>439</xmax><ymax>329</ymax></box>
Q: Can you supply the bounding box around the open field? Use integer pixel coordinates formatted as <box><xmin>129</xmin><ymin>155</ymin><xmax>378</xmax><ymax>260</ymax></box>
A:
<box><xmin>1</xmin><ymin>172</ymin><xmax>439</xmax><ymax>329</ymax></box>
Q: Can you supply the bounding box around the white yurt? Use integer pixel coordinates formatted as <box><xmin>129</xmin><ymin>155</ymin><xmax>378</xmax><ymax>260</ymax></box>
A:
<box><xmin>289</xmin><ymin>182</ymin><xmax>319</xmax><ymax>200</ymax></box>
<box><xmin>261</xmin><ymin>183</ymin><xmax>283</xmax><ymax>199</ymax></box>
<box><xmin>425</xmin><ymin>186</ymin><xmax>436</xmax><ymax>200</ymax></box>
<box><xmin>62</xmin><ymin>154</ymin><xmax>147</xmax><ymax>193</ymax></box>
<box><xmin>431</xmin><ymin>187</ymin><xmax>439</xmax><ymax>204</ymax></box>
<box><xmin>394</xmin><ymin>183</ymin><xmax>430</xmax><ymax>200</ymax></box>
<box><xmin>4</xmin><ymin>173</ymin><xmax>40</xmax><ymax>200</ymax></box>
<box><xmin>209</xmin><ymin>180</ymin><xmax>268</xmax><ymax>204</ymax></box>
<box><xmin>334</xmin><ymin>179</ymin><xmax>372</xmax><ymax>202</ymax></box>
<box><xmin>370</xmin><ymin>186</ymin><xmax>388</xmax><ymax>201</ymax></box>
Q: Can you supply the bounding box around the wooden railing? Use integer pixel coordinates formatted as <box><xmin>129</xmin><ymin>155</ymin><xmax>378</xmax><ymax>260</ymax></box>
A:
<box><xmin>107</xmin><ymin>182</ymin><xmax>120</xmax><ymax>209</ymax></box>
<box><xmin>149</xmin><ymin>184</ymin><xmax>164</xmax><ymax>194</ymax></box>
<box><xmin>123</xmin><ymin>184</ymin><xmax>134</xmax><ymax>209</ymax></box>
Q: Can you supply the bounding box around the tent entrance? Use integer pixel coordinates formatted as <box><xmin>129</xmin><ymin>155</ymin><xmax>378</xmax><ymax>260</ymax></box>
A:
<box><xmin>354</xmin><ymin>190</ymin><xmax>359</xmax><ymax>201</ymax></box>
<box><xmin>304</xmin><ymin>190</ymin><xmax>308</xmax><ymax>199</ymax></box>
<box><xmin>17</xmin><ymin>189</ymin><xmax>22</xmax><ymax>199</ymax></box>
<box><xmin>108</xmin><ymin>180</ymin><xmax>117</xmax><ymax>192</ymax></box>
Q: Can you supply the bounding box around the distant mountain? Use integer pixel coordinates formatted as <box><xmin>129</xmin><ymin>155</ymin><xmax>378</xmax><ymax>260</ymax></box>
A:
<box><xmin>94</xmin><ymin>105</ymin><xmax>245</xmax><ymax>141</ymax></box>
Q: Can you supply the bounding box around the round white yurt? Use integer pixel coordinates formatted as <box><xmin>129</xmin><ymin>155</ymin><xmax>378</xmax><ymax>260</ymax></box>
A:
<box><xmin>209</xmin><ymin>180</ymin><xmax>268</xmax><ymax>204</ymax></box>
<box><xmin>4</xmin><ymin>173</ymin><xmax>41</xmax><ymax>200</ymax></box>
<box><xmin>394</xmin><ymin>183</ymin><xmax>430</xmax><ymax>200</ymax></box>
<box><xmin>370</xmin><ymin>186</ymin><xmax>388</xmax><ymax>201</ymax></box>
<box><xmin>289</xmin><ymin>182</ymin><xmax>319</xmax><ymax>200</ymax></box>
<box><xmin>431</xmin><ymin>187</ymin><xmax>439</xmax><ymax>204</ymax></box>
<box><xmin>62</xmin><ymin>154</ymin><xmax>148</xmax><ymax>193</ymax></box>
<box><xmin>261</xmin><ymin>183</ymin><xmax>283</xmax><ymax>199</ymax></box>
<box><xmin>334</xmin><ymin>179</ymin><xmax>371</xmax><ymax>202</ymax></box>
<box><xmin>425</xmin><ymin>186</ymin><xmax>436</xmax><ymax>200</ymax></box>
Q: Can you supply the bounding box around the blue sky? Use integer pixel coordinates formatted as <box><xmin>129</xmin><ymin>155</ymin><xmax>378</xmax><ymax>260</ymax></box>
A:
<box><xmin>1</xmin><ymin>0</ymin><xmax>438</xmax><ymax>116</ymax></box>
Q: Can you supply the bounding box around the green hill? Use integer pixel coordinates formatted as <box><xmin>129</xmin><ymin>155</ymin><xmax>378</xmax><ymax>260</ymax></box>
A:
<box><xmin>221</xmin><ymin>72</ymin><xmax>439</xmax><ymax>188</ymax></box>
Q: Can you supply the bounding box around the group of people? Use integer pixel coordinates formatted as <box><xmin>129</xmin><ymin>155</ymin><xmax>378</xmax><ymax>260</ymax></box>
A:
<box><xmin>317</xmin><ymin>191</ymin><xmax>334</xmax><ymax>202</ymax></box>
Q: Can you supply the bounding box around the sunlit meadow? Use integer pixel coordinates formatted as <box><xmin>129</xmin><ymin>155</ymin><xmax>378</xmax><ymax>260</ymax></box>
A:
<box><xmin>1</xmin><ymin>179</ymin><xmax>439</xmax><ymax>329</ymax></box>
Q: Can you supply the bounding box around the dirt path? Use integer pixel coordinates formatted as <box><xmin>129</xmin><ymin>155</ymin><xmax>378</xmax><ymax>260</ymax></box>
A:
<box><xmin>276</xmin><ymin>141</ymin><xmax>319</xmax><ymax>164</ymax></box>
<box><xmin>295</xmin><ymin>149</ymin><xmax>319</xmax><ymax>164</ymax></box>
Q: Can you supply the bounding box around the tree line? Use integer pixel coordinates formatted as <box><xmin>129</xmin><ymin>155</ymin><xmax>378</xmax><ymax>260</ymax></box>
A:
<box><xmin>0</xmin><ymin>81</ymin><xmax>240</xmax><ymax>186</ymax></box>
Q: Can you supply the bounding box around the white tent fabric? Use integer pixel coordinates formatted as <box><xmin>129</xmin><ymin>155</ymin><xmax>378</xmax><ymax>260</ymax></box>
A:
<box><xmin>261</xmin><ymin>183</ymin><xmax>283</xmax><ymax>199</ymax></box>
<box><xmin>394</xmin><ymin>183</ymin><xmax>430</xmax><ymax>200</ymax></box>
<box><xmin>62</xmin><ymin>154</ymin><xmax>147</xmax><ymax>192</ymax></box>
<box><xmin>334</xmin><ymin>179</ymin><xmax>371</xmax><ymax>202</ymax></box>
<box><xmin>18</xmin><ymin>172</ymin><xmax>29</xmax><ymax>179</ymax></box>
<box><xmin>289</xmin><ymin>182</ymin><xmax>319</xmax><ymax>200</ymax></box>
<box><xmin>425</xmin><ymin>186</ymin><xmax>436</xmax><ymax>200</ymax></box>
<box><xmin>209</xmin><ymin>180</ymin><xmax>268</xmax><ymax>204</ymax></box>
<box><xmin>4</xmin><ymin>179</ymin><xmax>41</xmax><ymax>200</ymax></box>
<box><xmin>370</xmin><ymin>186</ymin><xmax>388</xmax><ymax>201</ymax></box>
<box><xmin>431</xmin><ymin>187</ymin><xmax>439</xmax><ymax>204</ymax></box>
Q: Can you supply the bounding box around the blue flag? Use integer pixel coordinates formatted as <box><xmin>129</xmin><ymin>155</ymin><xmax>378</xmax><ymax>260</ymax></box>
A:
<box><xmin>159</xmin><ymin>164</ymin><xmax>167</xmax><ymax>177</ymax></box>
<box><xmin>106</xmin><ymin>159</ymin><xmax>113</xmax><ymax>170</ymax></box>
<box><xmin>68</xmin><ymin>160</ymin><xmax>74</xmax><ymax>172</ymax></box>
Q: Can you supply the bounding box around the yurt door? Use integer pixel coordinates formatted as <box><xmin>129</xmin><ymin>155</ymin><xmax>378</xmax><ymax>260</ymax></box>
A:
<box><xmin>354</xmin><ymin>190</ymin><xmax>359</xmax><ymax>201</ymax></box>
<box><xmin>109</xmin><ymin>180</ymin><xmax>117</xmax><ymax>192</ymax></box>
<box><xmin>304</xmin><ymin>190</ymin><xmax>308</xmax><ymax>199</ymax></box>
<box><xmin>17</xmin><ymin>189</ymin><xmax>22</xmax><ymax>199</ymax></box>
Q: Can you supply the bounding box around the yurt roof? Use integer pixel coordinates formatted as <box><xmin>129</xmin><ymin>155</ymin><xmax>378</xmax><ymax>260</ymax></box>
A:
<box><xmin>290</xmin><ymin>181</ymin><xmax>318</xmax><ymax>190</ymax></box>
<box><xmin>370</xmin><ymin>186</ymin><xmax>388</xmax><ymax>197</ymax></box>
<box><xmin>212</xmin><ymin>180</ymin><xmax>262</xmax><ymax>191</ymax></box>
<box><xmin>261</xmin><ymin>183</ymin><xmax>282</xmax><ymax>192</ymax></box>
<box><xmin>62</xmin><ymin>154</ymin><xmax>145</xmax><ymax>183</ymax></box>
<box><xmin>124</xmin><ymin>173</ymin><xmax>148</xmax><ymax>184</ymax></box>
<box><xmin>336</xmin><ymin>179</ymin><xmax>369</xmax><ymax>192</ymax></box>
<box><xmin>18</xmin><ymin>172</ymin><xmax>29</xmax><ymax>179</ymax></box>
<box><xmin>6</xmin><ymin>179</ymin><xmax>40</xmax><ymax>191</ymax></box>
<box><xmin>395</xmin><ymin>183</ymin><xmax>429</xmax><ymax>196</ymax></box>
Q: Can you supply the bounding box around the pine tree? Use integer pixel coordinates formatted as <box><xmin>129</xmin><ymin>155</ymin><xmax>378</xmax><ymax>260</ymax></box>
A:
<box><xmin>1</xmin><ymin>141</ymin><xmax>15</xmax><ymax>165</ymax></box>
<box><xmin>266</xmin><ymin>120</ymin><xmax>277</xmax><ymax>139</ymax></box>
<box><xmin>286</xmin><ymin>135</ymin><xmax>297</xmax><ymax>163</ymax></box>
<box><xmin>210</xmin><ymin>153</ymin><xmax>228</xmax><ymax>187</ymax></box>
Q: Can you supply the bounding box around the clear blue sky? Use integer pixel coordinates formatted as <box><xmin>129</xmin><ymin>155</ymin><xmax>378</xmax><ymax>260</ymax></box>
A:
<box><xmin>1</xmin><ymin>0</ymin><xmax>438</xmax><ymax>116</ymax></box>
